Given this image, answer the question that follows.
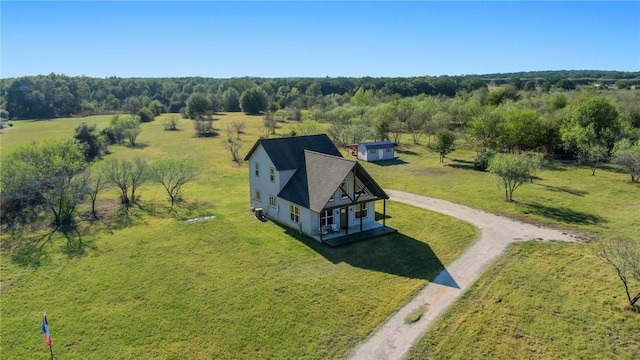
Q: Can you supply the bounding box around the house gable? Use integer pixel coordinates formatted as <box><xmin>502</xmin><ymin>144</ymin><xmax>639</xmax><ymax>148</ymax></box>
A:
<box><xmin>279</xmin><ymin>150</ymin><xmax>388</xmax><ymax>213</ymax></box>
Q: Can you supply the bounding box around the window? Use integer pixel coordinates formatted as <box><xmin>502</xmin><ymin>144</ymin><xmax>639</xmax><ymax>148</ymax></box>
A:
<box><xmin>355</xmin><ymin>182</ymin><xmax>367</xmax><ymax>196</ymax></box>
<box><xmin>269</xmin><ymin>167</ymin><xmax>275</xmax><ymax>182</ymax></box>
<box><xmin>369</xmin><ymin>149</ymin><xmax>376</xmax><ymax>155</ymax></box>
<box><xmin>290</xmin><ymin>205</ymin><xmax>300</xmax><ymax>223</ymax></box>
<box><xmin>340</xmin><ymin>181</ymin><xmax>349</xmax><ymax>199</ymax></box>
<box><xmin>269</xmin><ymin>195</ymin><xmax>276</xmax><ymax>208</ymax></box>
<box><xmin>355</xmin><ymin>203</ymin><xmax>368</xmax><ymax>219</ymax></box>
<box><xmin>385</xmin><ymin>148</ymin><xmax>392</xmax><ymax>153</ymax></box>
<box><xmin>320</xmin><ymin>209</ymin><xmax>334</xmax><ymax>226</ymax></box>
<box><xmin>254</xmin><ymin>162</ymin><xmax>260</xmax><ymax>177</ymax></box>
<box><xmin>255</xmin><ymin>189</ymin><xmax>262</xmax><ymax>202</ymax></box>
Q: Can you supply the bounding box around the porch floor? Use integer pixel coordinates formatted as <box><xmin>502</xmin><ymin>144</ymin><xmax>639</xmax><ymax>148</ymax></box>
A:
<box><xmin>318</xmin><ymin>224</ymin><xmax>398</xmax><ymax>247</ymax></box>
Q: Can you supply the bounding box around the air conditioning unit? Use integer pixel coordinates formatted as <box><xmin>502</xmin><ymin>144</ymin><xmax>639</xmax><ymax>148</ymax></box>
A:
<box><xmin>254</xmin><ymin>208</ymin><xmax>263</xmax><ymax>219</ymax></box>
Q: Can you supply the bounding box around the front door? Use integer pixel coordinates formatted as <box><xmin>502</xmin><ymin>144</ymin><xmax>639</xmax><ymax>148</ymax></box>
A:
<box><xmin>378</xmin><ymin>149</ymin><xmax>384</xmax><ymax>159</ymax></box>
<box><xmin>340</xmin><ymin>208</ymin><xmax>347</xmax><ymax>229</ymax></box>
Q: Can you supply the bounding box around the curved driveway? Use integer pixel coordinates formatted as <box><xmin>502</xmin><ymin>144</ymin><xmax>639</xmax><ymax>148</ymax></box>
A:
<box><xmin>350</xmin><ymin>190</ymin><xmax>579</xmax><ymax>360</ymax></box>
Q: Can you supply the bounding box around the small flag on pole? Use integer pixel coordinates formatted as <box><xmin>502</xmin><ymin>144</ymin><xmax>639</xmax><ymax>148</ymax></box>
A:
<box><xmin>41</xmin><ymin>313</ymin><xmax>51</xmax><ymax>347</ymax></box>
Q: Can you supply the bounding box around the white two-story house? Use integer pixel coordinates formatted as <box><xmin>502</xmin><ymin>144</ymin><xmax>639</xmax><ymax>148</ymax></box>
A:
<box><xmin>244</xmin><ymin>134</ymin><xmax>395</xmax><ymax>245</ymax></box>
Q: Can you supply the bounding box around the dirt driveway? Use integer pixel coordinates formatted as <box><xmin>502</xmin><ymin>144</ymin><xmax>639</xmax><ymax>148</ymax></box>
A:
<box><xmin>349</xmin><ymin>190</ymin><xmax>579</xmax><ymax>360</ymax></box>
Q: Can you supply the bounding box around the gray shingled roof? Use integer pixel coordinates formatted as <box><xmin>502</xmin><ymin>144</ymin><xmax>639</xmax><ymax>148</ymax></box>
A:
<box><xmin>244</xmin><ymin>134</ymin><xmax>342</xmax><ymax>170</ymax></box>
<box><xmin>279</xmin><ymin>150</ymin><xmax>388</xmax><ymax>212</ymax></box>
<box><xmin>360</xmin><ymin>141</ymin><xmax>395</xmax><ymax>150</ymax></box>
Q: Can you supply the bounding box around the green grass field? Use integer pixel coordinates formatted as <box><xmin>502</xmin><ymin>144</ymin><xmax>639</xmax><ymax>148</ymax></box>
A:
<box><xmin>0</xmin><ymin>114</ymin><xmax>477</xmax><ymax>359</ymax></box>
<box><xmin>1</xmin><ymin>113</ymin><xmax>638</xmax><ymax>358</ymax></box>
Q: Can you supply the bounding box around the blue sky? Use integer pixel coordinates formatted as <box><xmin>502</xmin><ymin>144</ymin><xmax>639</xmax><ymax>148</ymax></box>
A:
<box><xmin>1</xmin><ymin>1</ymin><xmax>639</xmax><ymax>78</ymax></box>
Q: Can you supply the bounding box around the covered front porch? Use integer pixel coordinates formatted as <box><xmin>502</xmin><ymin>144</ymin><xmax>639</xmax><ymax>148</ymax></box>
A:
<box><xmin>310</xmin><ymin>221</ymin><xmax>398</xmax><ymax>246</ymax></box>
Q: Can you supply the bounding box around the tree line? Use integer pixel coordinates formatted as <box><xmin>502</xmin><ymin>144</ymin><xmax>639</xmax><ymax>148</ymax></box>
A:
<box><xmin>2</xmin><ymin>71</ymin><xmax>640</xmax><ymax>120</ymax></box>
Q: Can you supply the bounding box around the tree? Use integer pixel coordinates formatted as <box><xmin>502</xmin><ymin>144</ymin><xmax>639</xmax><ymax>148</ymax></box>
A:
<box><xmin>222</xmin><ymin>88</ymin><xmax>241</xmax><ymax>112</ymax></box>
<box><xmin>263</xmin><ymin>111</ymin><xmax>277</xmax><ymax>136</ymax></box>
<box><xmin>576</xmin><ymin>144</ymin><xmax>608</xmax><ymax>176</ymax></box>
<box><xmin>186</xmin><ymin>93</ymin><xmax>212</xmax><ymax>119</ymax></box>
<box><xmin>487</xmin><ymin>153</ymin><xmax>537</xmax><ymax>202</ymax></box>
<box><xmin>499</xmin><ymin>109</ymin><xmax>545</xmax><ymax>152</ymax></box>
<box><xmin>150</xmin><ymin>159</ymin><xmax>198</xmax><ymax>208</ymax></box>
<box><xmin>562</xmin><ymin>97</ymin><xmax>622</xmax><ymax>154</ymax></box>
<box><xmin>225</xmin><ymin>129</ymin><xmax>242</xmax><ymax>163</ymax></box>
<box><xmin>0</xmin><ymin>139</ymin><xmax>88</xmax><ymax>229</ymax></box>
<box><xmin>240</xmin><ymin>86</ymin><xmax>269</xmax><ymax>114</ymax></box>
<box><xmin>613</xmin><ymin>139</ymin><xmax>640</xmax><ymax>183</ymax></box>
<box><xmin>163</xmin><ymin>115</ymin><xmax>179</xmax><ymax>131</ymax></box>
<box><xmin>104</xmin><ymin>157</ymin><xmax>149</xmax><ymax>206</ymax></box>
<box><xmin>291</xmin><ymin>119</ymin><xmax>321</xmax><ymax>136</ymax></box>
<box><xmin>81</xmin><ymin>166</ymin><xmax>110</xmax><ymax>219</ymax></box>
<box><xmin>431</xmin><ymin>130</ymin><xmax>456</xmax><ymax>163</ymax></box>
<box><xmin>138</xmin><ymin>106</ymin><xmax>155</xmax><ymax>123</ymax></box>
<box><xmin>122</xmin><ymin>116</ymin><xmax>142</xmax><ymax>146</ymax></box>
<box><xmin>74</xmin><ymin>122</ymin><xmax>103</xmax><ymax>162</ymax></box>
<box><xmin>232</xmin><ymin>120</ymin><xmax>246</xmax><ymax>139</ymax></box>
<box><xmin>194</xmin><ymin>117</ymin><xmax>215</xmax><ymax>137</ymax></box>
<box><xmin>148</xmin><ymin>99</ymin><xmax>164</xmax><ymax>116</ymax></box>
<box><xmin>593</xmin><ymin>237</ymin><xmax>640</xmax><ymax>307</ymax></box>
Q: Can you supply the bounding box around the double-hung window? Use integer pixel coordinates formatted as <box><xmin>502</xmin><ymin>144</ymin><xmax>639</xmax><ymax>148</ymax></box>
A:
<box><xmin>290</xmin><ymin>205</ymin><xmax>299</xmax><ymax>223</ymax></box>
<box><xmin>254</xmin><ymin>162</ymin><xmax>260</xmax><ymax>177</ymax></box>
<box><xmin>320</xmin><ymin>209</ymin><xmax>334</xmax><ymax>226</ymax></box>
<box><xmin>269</xmin><ymin>195</ymin><xmax>276</xmax><ymax>208</ymax></box>
<box><xmin>355</xmin><ymin>203</ymin><xmax>368</xmax><ymax>219</ymax></box>
<box><xmin>269</xmin><ymin>167</ymin><xmax>275</xmax><ymax>182</ymax></box>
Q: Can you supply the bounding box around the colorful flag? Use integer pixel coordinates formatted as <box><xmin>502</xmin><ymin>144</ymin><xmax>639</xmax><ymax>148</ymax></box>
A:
<box><xmin>41</xmin><ymin>313</ymin><xmax>51</xmax><ymax>347</ymax></box>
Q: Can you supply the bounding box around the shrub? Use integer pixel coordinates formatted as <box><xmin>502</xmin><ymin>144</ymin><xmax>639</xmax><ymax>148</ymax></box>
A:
<box><xmin>474</xmin><ymin>149</ymin><xmax>496</xmax><ymax>171</ymax></box>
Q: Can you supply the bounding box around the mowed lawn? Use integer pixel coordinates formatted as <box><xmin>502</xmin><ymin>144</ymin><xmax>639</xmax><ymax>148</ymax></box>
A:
<box><xmin>359</xmin><ymin>140</ymin><xmax>640</xmax><ymax>358</ymax></box>
<box><xmin>0</xmin><ymin>114</ymin><xmax>477</xmax><ymax>359</ymax></box>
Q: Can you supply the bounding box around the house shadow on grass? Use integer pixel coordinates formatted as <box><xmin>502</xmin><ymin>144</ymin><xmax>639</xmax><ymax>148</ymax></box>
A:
<box><xmin>520</xmin><ymin>202</ymin><xmax>606</xmax><ymax>225</ymax></box>
<box><xmin>277</xmin><ymin>223</ymin><xmax>457</xmax><ymax>286</ymax></box>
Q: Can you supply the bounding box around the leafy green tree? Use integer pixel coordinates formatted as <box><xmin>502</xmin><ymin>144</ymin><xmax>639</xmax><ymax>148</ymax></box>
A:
<box><xmin>222</xmin><ymin>88</ymin><xmax>241</xmax><ymax>112</ymax></box>
<box><xmin>0</xmin><ymin>139</ymin><xmax>88</xmax><ymax>228</ymax></box>
<box><xmin>240</xmin><ymin>87</ymin><xmax>269</xmax><ymax>114</ymax></box>
<box><xmin>74</xmin><ymin>122</ymin><xmax>103</xmax><ymax>161</ymax></box>
<box><xmin>350</xmin><ymin>88</ymin><xmax>375</xmax><ymax>106</ymax></box>
<box><xmin>186</xmin><ymin>93</ymin><xmax>212</xmax><ymax>119</ymax></box>
<box><xmin>138</xmin><ymin>106</ymin><xmax>155</xmax><ymax>123</ymax></box>
<box><xmin>148</xmin><ymin>99</ymin><xmax>164</xmax><ymax>116</ymax></box>
<box><xmin>499</xmin><ymin>109</ymin><xmax>545</xmax><ymax>152</ymax></box>
<box><xmin>150</xmin><ymin>159</ymin><xmax>199</xmax><ymax>208</ymax></box>
<box><xmin>613</xmin><ymin>139</ymin><xmax>640</xmax><ymax>183</ymax></box>
<box><xmin>487</xmin><ymin>153</ymin><xmax>537</xmax><ymax>202</ymax></box>
<box><xmin>431</xmin><ymin>130</ymin><xmax>456</xmax><ymax>163</ymax></box>
<box><xmin>291</xmin><ymin>119</ymin><xmax>321</xmax><ymax>136</ymax></box>
<box><xmin>562</xmin><ymin>97</ymin><xmax>622</xmax><ymax>154</ymax></box>
<box><xmin>550</xmin><ymin>94</ymin><xmax>568</xmax><ymax>109</ymax></box>
<box><xmin>576</xmin><ymin>144</ymin><xmax>608</xmax><ymax>176</ymax></box>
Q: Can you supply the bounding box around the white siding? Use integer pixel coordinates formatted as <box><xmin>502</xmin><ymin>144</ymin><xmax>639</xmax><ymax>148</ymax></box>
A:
<box><xmin>247</xmin><ymin>145</ymin><xmax>279</xmax><ymax>211</ymax></box>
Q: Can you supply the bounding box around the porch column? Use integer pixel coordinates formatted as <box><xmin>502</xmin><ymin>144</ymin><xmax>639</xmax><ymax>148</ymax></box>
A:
<box><xmin>319</xmin><ymin>212</ymin><xmax>323</xmax><ymax>241</ymax></box>
<box><xmin>383</xmin><ymin>199</ymin><xmax>386</xmax><ymax>227</ymax></box>
<box><xmin>359</xmin><ymin>203</ymin><xmax>363</xmax><ymax>231</ymax></box>
<box><xmin>345</xmin><ymin>207</ymin><xmax>349</xmax><ymax>235</ymax></box>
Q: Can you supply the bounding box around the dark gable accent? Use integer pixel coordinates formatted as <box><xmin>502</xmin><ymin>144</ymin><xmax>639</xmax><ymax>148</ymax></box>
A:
<box><xmin>279</xmin><ymin>150</ymin><xmax>388</xmax><ymax>212</ymax></box>
<box><xmin>244</xmin><ymin>134</ymin><xmax>342</xmax><ymax>170</ymax></box>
